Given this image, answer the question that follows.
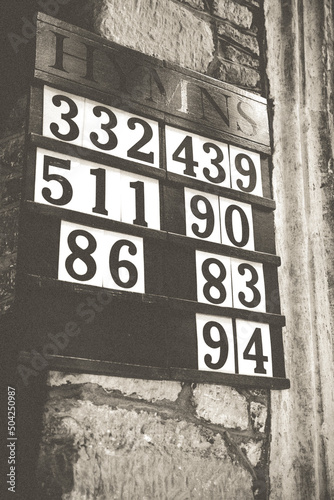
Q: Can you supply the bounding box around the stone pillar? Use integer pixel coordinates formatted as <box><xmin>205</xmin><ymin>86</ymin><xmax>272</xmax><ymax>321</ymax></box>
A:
<box><xmin>263</xmin><ymin>0</ymin><xmax>334</xmax><ymax>498</ymax></box>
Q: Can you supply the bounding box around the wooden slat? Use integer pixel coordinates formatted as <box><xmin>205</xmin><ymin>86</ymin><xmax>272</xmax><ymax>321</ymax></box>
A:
<box><xmin>18</xmin><ymin>351</ymin><xmax>290</xmax><ymax>389</ymax></box>
<box><xmin>34</xmin><ymin>13</ymin><xmax>270</xmax><ymax>149</ymax></box>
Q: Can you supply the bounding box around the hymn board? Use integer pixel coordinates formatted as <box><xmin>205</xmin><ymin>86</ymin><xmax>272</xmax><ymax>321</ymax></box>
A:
<box><xmin>18</xmin><ymin>12</ymin><xmax>289</xmax><ymax>389</ymax></box>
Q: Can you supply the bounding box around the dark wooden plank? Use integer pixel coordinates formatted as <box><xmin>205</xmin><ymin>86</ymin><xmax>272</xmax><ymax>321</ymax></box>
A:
<box><xmin>16</xmin><ymin>279</ymin><xmax>169</xmax><ymax>368</ymax></box>
<box><xmin>253</xmin><ymin>209</ymin><xmax>276</xmax><ymax>254</ymax></box>
<box><xmin>17</xmin><ymin>212</ymin><xmax>60</xmax><ymax>279</ymax></box>
<box><xmin>18</xmin><ymin>351</ymin><xmax>290</xmax><ymax>389</ymax></box>
<box><xmin>270</xmin><ymin>326</ymin><xmax>287</xmax><ymax>379</ymax></box>
<box><xmin>144</xmin><ymin>238</ymin><xmax>167</xmax><ymax>296</ymax></box>
<box><xmin>29</xmin><ymin>133</ymin><xmax>167</xmax><ymax>181</ymax></box>
<box><xmin>263</xmin><ymin>263</ymin><xmax>282</xmax><ymax>315</ymax></box>
<box><xmin>167</xmin><ymin>232</ymin><xmax>281</xmax><ymax>265</ymax></box>
<box><xmin>167</xmin><ymin>310</ymin><xmax>198</xmax><ymax>369</ymax></box>
<box><xmin>169</xmin><ymin>367</ymin><xmax>290</xmax><ymax>390</ymax></box>
<box><xmin>18</xmin><ymin>351</ymin><xmax>171</xmax><ymax>380</ymax></box>
<box><xmin>168</xmin><ymin>296</ymin><xmax>286</xmax><ymax>327</ymax></box>
<box><xmin>260</xmin><ymin>155</ymin><xmax>272</xmax><ymax>199</ymax></box>
<box><xmin>166</xmin><ymin>172</ymin><xmax>275</xmax><ymax>210</ymax></box>
<box><xmin>23</xmin><ymin>145</ymin><xmax>37</xmax><ymax>202</ymax></box>
<box><xmin>21</xmin><ymin>273</ymin><xmax>169</xmax><ymax>305</ymax></box>
<box><xmin>161</xmin><ymin>183</ymin><xmax>186</xmax><ymax>234</ymax></box>
<box><xmin>164</xmin><ymin>243</ymin><xmax>197</xmax><ymax>301</ymax></box>
<box><xmin>23</xmin><ymin>200</ymin><xmax>168</xmax><ymax>240</ymax></box>
<box><xmin>28</xmin><ymin>85</ymin><xmax>43</xmax><ymax>136</ymax></box>
<box><xmin>34</xmin><ymin>13</ymin><xmax>270</xmax><ymax>149</ymax></box>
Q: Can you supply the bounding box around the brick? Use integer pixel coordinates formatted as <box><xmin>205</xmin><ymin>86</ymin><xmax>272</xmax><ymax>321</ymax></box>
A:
<box><xmin>219</xmin><ymin>40</ymin><xmax>259</xmax><ymax>68</ymax></box>
<box><xmin>94</xmin><ymin>0</ymin><xmax>214</xmax><ymax>72</ymax></box>
<box><xmin>37</xmin><ymin>396</ymin><xmax>255</xmax><ymax>499</ymax></box>
<box><xmin>193</xmin><ymin>384</ymin><xmax>249</xmax><ymax>429</ymax></box>
<box><xmin>250</xmin><ymin>401</ymin><xmax>267</xmax><ymax>432</ymax></box>
<box><xmin>218</xmin><ymin>22</ymin><xmax>259</xmax><ymax>55</ymax></box>
<box><xmin>211</xmin><ymin>57</ymin><xmax>260</xmax><ymax>89</ymax></box>
<box><xmin>47</xmin><ymin>371</ymin><xmax>182</xmax><ymax>402</ymax></box>
<box><xmin>213</xmin><ymin>0</ymin><xmax>253</xmax><ymax>29</ymax></box>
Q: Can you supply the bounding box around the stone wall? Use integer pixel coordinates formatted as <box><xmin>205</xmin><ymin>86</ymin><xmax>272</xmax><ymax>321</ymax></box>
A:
<box><xmin>264</xmin><ymin>1</ymin><xmax>334</xmax><ymax>498</ymax></box>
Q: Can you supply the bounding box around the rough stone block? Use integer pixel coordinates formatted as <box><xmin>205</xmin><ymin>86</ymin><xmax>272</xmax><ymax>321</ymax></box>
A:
<box><xmin>211</xmin><ymin>58</ymin><xmax>260</xmax><ymax>89</ymax></box>
<box><xmin>250</xmin><ymin>401</ymin><xmax>267</xmax><ymax>432</ymax></box>
<box><xmin>93</xmin><ymin>0</ymin><xmax>214</xmax><ymax>72</ymax></box>
<box><xmin>37</xmin><ymin>396</ymin><xmax>255</xmax><ymax>499</ymax></box>
<box><xmin>47</xmin><ymin>371</ymin><xmax>182</xmax><ymax>402</ymax></box>
<box><xmin>177</xmin><ymin>0</ymin><xmax>206</xmax><ymax>11</ymax></box>
<box><xmin>213</xmin><ymin>0</ymin><xmax>253</xmax><ymax>29</ymax></box>
<box><xmin>219</xmin><ymin>41</ymin><xmax>259</xmax><ymax>67</ymax></box>
<box><xmin>240</xmin><ymin>439</ymin><xmax>263</xmax><ymax>467</ymax></box>
<box><xmin>193</xmin><ymin>384</ymin><xmax>249</xmax><ymax>429</ymax></box>
<box><xmin>218</xmin><ymin>22</ymin><xmax>259</xmax><ymax>55</ymax></box>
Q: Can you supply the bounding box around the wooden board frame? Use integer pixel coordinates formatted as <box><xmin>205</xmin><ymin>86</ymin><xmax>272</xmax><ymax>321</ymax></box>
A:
<box><xmin>16</xmin><ymin>12</ymin><xmax>289</xmax><ymax>389</ymax></box>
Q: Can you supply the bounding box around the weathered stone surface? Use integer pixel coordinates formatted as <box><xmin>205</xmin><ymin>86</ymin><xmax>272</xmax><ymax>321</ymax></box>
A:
<box><xmin>48</xmin><ymin>371</ymin><xmax>182</xmax><ymax>402</ymax></box>
<box><xmin>193</xmin><ymin>384</ymin><xmax>249</xmax><ymax>429</ymax></box>
<box><xmin>241</xmin><ymin>439</ymin><xmax>263</xmax><ymax>467</ymax></box>
<box><xmin>218</xmin><ymin>22</ymin><xmax>259</xmax><ymax>55</ymax></box>
<box><xmin>219</xmin><ymin>41</ymin><xmax>259</xmax><ymax>67</ymax></box>
<box><xmin>93</xmin><ymin>0</ymin><xmax>214</xmax><ymax>72</ymax></box>
<box><xmin>250</xmin><ymin>402</ymin><xmax>267</xmax><ymax>433</ymax></box>
<box><xmin>264</xmin><ymin>0</ymin><xmax>334</xmax><ymax>498</ymax></box>
<box><xmin>37</xmin><ymin>396</ymin><xmax>254</xmax><ymax>499</ymax></box>
<box><xmin>177</xmin><ymin>0</ymin><xmax>205</xmax><ymax>11</ymax></box>
<box><xmin>213</xmin><ymin>0</ymin><xmax>253</xmax><ymax>29</ymax></box>
<box><xmin>210</xmin><ymin>57</ymin><xmax>260</xmax><ymax>89</ymax></box>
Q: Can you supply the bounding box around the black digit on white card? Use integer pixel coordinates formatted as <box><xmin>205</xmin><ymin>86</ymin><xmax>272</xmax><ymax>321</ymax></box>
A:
<box><xmin>109</xmin><ymin>239</ymin><xmax>139</xmax><ymax>288</ymax></box>
<box><xmin>90</xmin><ymin>106</ymin><xmax>118</xmax><ymax>151</ymax></box>
<box><xmin>220</xmin><ymin>198</ymin><xmax>254</xmax><ymax>250</ymax></box>
<box><xmin>191</xmin><ymin>195</ymin><xmax>215</xmax><ymax>238</ymax></box>
<box><xmin>236</xmin><ymin>320</ymin><xmax>273</xmax><ymax>377</ymax></box>
<box><xmin>185</xmin><ymin>189</ymin><xmax>220</xmax><ymax>243</ymax></box>
<box><xmin>43</xmin><ymin>87</ymin><xmax>84</xmax><ymax>146</ymax></box>
<box><xmin>196</xmin><ymin>251</ymin><xmax>232</xmax><ymax>307</ymax></box>
<box><xmin>42</xmin><ymin>155</ymin><xmax>73</xmax><ymax>206</ymax></box>
<box><xmin>237</xmin><ymin>263</ymin><xmax>261</xmax><ymax>308</ymax></box>
<box><xmin>230</xmin><ymin>146</ymin><xmax>263</xmax><ymax>197</ymax></box>
<box><xmin>129</xmin><ymin>181</ymin><xmax>147</xmax><ymax>227</ymax></box>
<box><xmin>127</xmin><ymin>118</ymin><xmax>154</xmax><ymax>164</ymax></box>
<box><xmin>203</xmin><ymin>321</ymin><xmax>229</xmax><ymax>369</ymax></box>
<box><xmin>90</xmin><ymin>168</ymin><xmax>108</xmax><ymax>216</ymax></box>
<box><xmin>225</xmin><ymin>205</ymin><xmax>250</xmax><ymax>247</ymax></box>
<box><xmin>196</xmin><ymin>314</ymin><xmax>235</xmax><ymax>373</ymax></box>
<box><xmin>243</xmin><ymin>327</ymin><xmax>268</xmax><ymax>374</ymax></box>
<box><xmin>231</xmin><ymin>258</ymin><xmax>265</xmax><ymax>312</ymax></box>
<box><xmin>172</xmin><ymin>135</ymin><xmax>199</xmax><ymax>177</ymax></box>
<box><xmin>102</xmin><ymin>231</ymin><xmax>145</xmax><ymax>293</ymax></box>
<box><xmin>50</xmin><ymin>95</ymin><xmax>80</xmax><ymax>141</ymax></box>
<box><xmin>65</xmin><ymin>229</ymin><xmax>97</xmax><ymax>281</ymax></box>
<box><xmin>202</xmin><ymin>142</ymin><xmax>226</xmax><ymax>184</ymax></box>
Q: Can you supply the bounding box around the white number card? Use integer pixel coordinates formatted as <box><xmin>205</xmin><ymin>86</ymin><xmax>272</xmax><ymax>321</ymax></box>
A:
<box><xmin>43</xmin><ymin>86</ymin><xmax>160</xmax><ymax>168</ymax></box>
<box><xmin>34</xmin><ymin>149</ymin><xmax>160</xmax><ymax>229</ymax></box>
<box><xmin>58</xmin><ymin>221</ymin><xmax>145</xmax><ymax>293</ymax></box>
